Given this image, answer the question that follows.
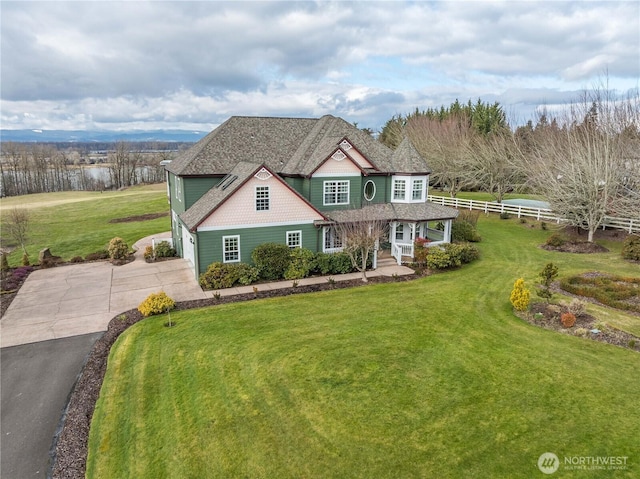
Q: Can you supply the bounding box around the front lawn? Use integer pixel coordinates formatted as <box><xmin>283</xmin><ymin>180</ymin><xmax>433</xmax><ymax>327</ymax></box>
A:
<box><xmin>87</xmin><ymin>215</ymin><xmax>640</xmax><ymax>478</ymax></box>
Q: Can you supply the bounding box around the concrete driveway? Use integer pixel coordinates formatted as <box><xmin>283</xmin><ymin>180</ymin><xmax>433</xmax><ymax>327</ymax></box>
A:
<box><xmin>1</xmin><ymin>235</ymin><xmax>207</xmax><ymax>348</ymax></box>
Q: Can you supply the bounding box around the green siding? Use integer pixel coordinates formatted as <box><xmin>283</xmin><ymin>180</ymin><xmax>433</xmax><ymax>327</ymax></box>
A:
<box><xmin>284</xmin><ymin>177</ymin><xmax>309</xmax><ymax>199</ymax></box>
<box><xmin>183</xmin><ymin>177</ymin><xmax>218</xmax><ymax>210</ymax></box>
<box><xmin>167</xmin><ymin>172</ymin><xmax>185</xmax><ymax>215</ymax></box>
<box><xmin>196</xmin><ymin>223</ymin><xmax>321</xmax><ymax>275</ymax></box>
<box><xmin>362</xmin><ymin>176</ymin><xmax>390</xmax><ymax>204</ymax></box>
<box><xmin>310</xmin><ymin>176</ymin><xmax>363</xmax><ymax>211</ymax></box>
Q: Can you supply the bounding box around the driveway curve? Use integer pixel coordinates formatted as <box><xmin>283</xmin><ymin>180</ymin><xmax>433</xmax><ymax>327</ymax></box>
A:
<box><xmin>0</xmin><ymin>233</ymin><xmax>207</xmax><ymax>348</ymax></box>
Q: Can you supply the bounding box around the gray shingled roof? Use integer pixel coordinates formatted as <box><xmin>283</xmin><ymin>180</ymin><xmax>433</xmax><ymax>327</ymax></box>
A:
<box><xmin>322</xmin><ymin>202</ymin><xmax>458</xmax><ymax>224</ymax></box>
<box><xmin>166</xmin><ymin>115</ymin><xmax>430</xmax><ymax>177</ymax></box>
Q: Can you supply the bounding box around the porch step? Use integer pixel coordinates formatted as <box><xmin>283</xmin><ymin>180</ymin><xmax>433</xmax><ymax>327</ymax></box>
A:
<box><xmin>376</xmin><ymin>256</ymin><xmax>399</xmax><ymax>268</ymax></box>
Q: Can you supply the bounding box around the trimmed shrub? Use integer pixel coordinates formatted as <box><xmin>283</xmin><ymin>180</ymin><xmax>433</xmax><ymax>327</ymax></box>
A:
<box><xmin>138</xmin><ymin>291</ymin><xmax>175</xmax><ymax>317</ymax></box>
<box><xmin>312</xmin><ymin>252</ymin><xmax>353</xmax><ymax>275</ymax></box>
<box><xmin>21</xmin><ymin>253</ymin><xmax>30</xmax><ymax>266</ymax></box>
<box><xmin>499</xmin><ymin>212</ymin><xmax>510</xmax><ymax>220</ymax></box>
<box><xmin>560</xmin><ymin>312</ymin><xmax>576</xmax><ymax>328</ymax></box>
<box><xmin>284</xmin><ymin>248</ymin><xmax>315</xmax><ymax>280</ymax></box>
<box><xmin>143</xmin><ymin>245</ymin><xmax>154</xmax><ymax>261</ymax></box>
<box><xmin>426</xmin><ymin>248</ymin><xmax>453</xmax><ymax>270</ymax></box>
<box><xmin>199</xmin><ymin>262</ymin><xmax>237</xmax><ymax>290</ymax></box>
<box><xmin>252</xmin><ymin>243</ymin><xmax>291</xmax><ymax>281</ymax></box>
<box><xmin>199</xmin><ymin>262</ymin><xmax>259</xmax><ymax>289</ymax></box>
<box><xmin>622</xmin><ymin>234</ymin><xmax>640</xmax><ymax>261</ymax></box>
<box><xmin>510</xmin><ymin>278</ymin><xmax>530</xmax><ymax>311</ymax></box>
<box><xmin>234</xmin><ymin>263</ymin><xmax>260</xmax><ymax>286</ymax></box>
<box><xmin>107</xmin><ymin>237</ymin><xmax>129</xmax><ymax>261</ymax></box>
<box><xmin>545</xmin><ymin>233</ymin><xmax>566</xmax><ymax>247</ymax></box>
<box><xmin>154</xmin><ymin>241</ymin><xmax>176</xmax><ymax>258</ymax></box>
<box><xmin>451</xmin><ymin>220</ymin><xmax>481</xmax><ymax>242</ymax></box>
<box><xmin>426</xmin><ymin>243</ymin><xmax>480</xmax><ymax>270</ymax></box>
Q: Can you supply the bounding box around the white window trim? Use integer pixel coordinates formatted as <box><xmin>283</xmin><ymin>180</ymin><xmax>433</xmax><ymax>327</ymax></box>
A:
<box><xmin>411</xmin><ymin>178</ymin><xmax>426</xmax><ymax>202</ymax></box>
<box><xmin>364</xmin><ymin>180</ymin><xmax>376</xmax><ymax>201</ymax></box>
<box><xmin>174</xmin><ymin>176</ymin><xmax>182</xmax><ymax>203</ymax></box>
<box><xmin>392</xmin><ymin>175</ymin><xmax>427</xmax><ymax>203</ymax></box>
<box><xmin>255</xmin><ymin>185</ymin><xmax>270</xmax><ymax>211</ymax></box>
<box><xmin>222</xmin><ymin>235</ymin><xmax>240</xmax><ymax>263</ymax></box>
<box><xmin>392</xmin><ymin>177</ymin><xmax>408</xmax><ymax>202</ymax></box>
<box><xmin>286</xmin><ymin>230</ymin><xmax>302</xmax><ymax>248</ymax></box>
<box><xmin>323</xmin><ymin>180</ymin><xmax>350</xmax><ymax>206</ymax></box>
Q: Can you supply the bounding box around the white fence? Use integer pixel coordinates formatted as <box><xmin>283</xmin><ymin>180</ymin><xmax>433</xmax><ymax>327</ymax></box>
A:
<box><xmin>427</xmin><ymin>195</ymin><xmax>639</xmax><ymax>234</ymax></box>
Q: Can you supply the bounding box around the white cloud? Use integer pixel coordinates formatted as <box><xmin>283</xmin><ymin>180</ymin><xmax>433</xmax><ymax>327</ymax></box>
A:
<box><xmin>1</xmin><ymin>0</ymin><xmax>638</xmax><ymax>132</ymax></box>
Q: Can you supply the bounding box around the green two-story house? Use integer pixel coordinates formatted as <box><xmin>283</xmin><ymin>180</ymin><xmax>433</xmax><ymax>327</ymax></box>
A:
<box><xmin>165</xmin><ymin>115</ymin><xmax>458</xmax><ymax>277</ymax></box>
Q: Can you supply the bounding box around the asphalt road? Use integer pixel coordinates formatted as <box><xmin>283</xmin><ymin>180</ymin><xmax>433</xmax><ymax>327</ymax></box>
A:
<box><xmin>1</xmin><ymin>332</ymin><xmax>103</xmax><ymax>479</ymax></box>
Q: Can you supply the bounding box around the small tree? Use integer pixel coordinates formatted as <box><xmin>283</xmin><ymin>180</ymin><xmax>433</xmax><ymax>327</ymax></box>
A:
<box><xmin>510</xmin><ymin>278</ymin><xmax>531</xmax><ymax>311</ymax></box>
<box><xmin>5</xmin><ymin>207</ymin><xmax>30</xmax><ymax>259</ymax></box>
<box><xmin>107</xmin><ymin>237</ymin><xmax>129</xmax><ymax>262</ymax></box>
<box><xmin>331</xmin><ymin>205</ymin><xmax>389</xmax><ymax>282</ymax></box>
<box><xmin>537</xmin><ymin>263</ymin><xmax>559</xmax><ymax>303</ymax></box>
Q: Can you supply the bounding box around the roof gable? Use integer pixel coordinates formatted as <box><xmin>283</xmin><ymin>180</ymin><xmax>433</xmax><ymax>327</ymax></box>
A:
<box><xmin>180</xmin><ymin>163</ymin><xmax>327</xmax><ymax>230</ymax></box>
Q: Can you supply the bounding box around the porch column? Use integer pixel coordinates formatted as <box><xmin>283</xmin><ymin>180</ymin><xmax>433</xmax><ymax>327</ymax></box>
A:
<box><xmin>409</xmin><ymin>223</ymin><xmax>417</xmax><ymax>241</ymax></box>
<box><xmin>444</xmin><ymin>219</ymin><xmax>452</xmax><ymax>243</ymax></box>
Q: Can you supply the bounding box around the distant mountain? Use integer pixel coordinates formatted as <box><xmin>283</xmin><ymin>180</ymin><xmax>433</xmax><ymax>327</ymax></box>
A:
<box><xmin>0</xmin><ymin>129</ymin><xmax>208</xmax><ymax>143</ymax></box>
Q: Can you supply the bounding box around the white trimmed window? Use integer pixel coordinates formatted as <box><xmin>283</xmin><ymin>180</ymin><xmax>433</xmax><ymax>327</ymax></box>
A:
<box><xmin>395</xmin><ymin>223</ymin><xmax>404</xmax><ymax>241</ymax></box>
<box><xmin>223</xmin><ymin>235</ymin><xmax>240</xmax><ymax>263</ymax></box>
<box><xmin>323</xmin><ymin>180</ymin><xmax>350</xmax><ymax>205</ymax></box>
<box><xmin>393</xmin><ymin>179</ymin><xmax>406</xmax><ymax>201</ymax></box>
<box><xmin>255</xmin><ymin>186</ymin><xmax>270</xmax><ymax>211</ymax></box>
<box><xmin>286</xmin><ymin>231</ymin><xmax>302</xmax><ymax>248</ymax></box>
<box><xmin>412</xmin><ymin>179</ymin><xmax>424</xmax><ymax>201</ymax></box>
<box><xmin>174</xmin><ymin>176</ymin><xmax>182</xmax><ymax>202</ymax></box>
<box><xmin>363</xmin><ymin>180</ymin><xmax>376</xmax><ymax>201</ymax></box>
<box><xmin>323</xmin><ymin>226</ymin><xmax>343</xmax><ymax>251</ymax></box>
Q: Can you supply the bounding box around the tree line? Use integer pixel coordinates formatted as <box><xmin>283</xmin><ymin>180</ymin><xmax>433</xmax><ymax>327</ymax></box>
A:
<box><xmin>0</xmin><ymin>141</ymin><xmax>184</xmax><ymax>197</ymax></box>
<box><xmin>377</xmin><ymin>84</ymin><xmax>640</xmax><ymax>242</ymax></box>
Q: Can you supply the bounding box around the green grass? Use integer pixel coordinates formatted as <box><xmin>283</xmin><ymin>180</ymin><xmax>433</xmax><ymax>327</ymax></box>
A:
<box><xmin>87</xmin><ymin>215</ymin><xmax>640</xmax><ymax>478</ymax></box>
<box><xmin>0</xmin><ymin>184</ymin><xmax>169</xmax><ymax>265</ymax></box>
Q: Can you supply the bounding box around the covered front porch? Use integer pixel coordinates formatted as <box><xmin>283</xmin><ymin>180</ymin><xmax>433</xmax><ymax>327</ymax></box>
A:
<box><xmin>389</xmin><ymin>219</ymin><xmax>452</xmax><ymax>265</ymax></box>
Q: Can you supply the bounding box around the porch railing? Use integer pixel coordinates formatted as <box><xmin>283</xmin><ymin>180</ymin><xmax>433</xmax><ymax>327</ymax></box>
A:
<box><xmin>392</xmin><ymin>242</ymin><xmax>414</xmax><ymax>265</ymax></box>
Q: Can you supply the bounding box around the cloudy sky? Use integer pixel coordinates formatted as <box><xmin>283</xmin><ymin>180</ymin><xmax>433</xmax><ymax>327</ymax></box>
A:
<box><xmin>1</xmin><ymin>1</ymin><xmax>638</xmax><ymax>134</ymax></box>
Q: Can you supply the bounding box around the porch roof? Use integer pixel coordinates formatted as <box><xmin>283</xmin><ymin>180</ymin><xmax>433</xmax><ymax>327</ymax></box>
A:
<box><xmin>318</xmin><ymin>202</ymin><xmax>459</xmax><ymax>225</ymax></box>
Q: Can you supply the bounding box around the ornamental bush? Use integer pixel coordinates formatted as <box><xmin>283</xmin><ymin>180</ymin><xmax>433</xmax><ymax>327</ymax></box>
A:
<box><xmin>284</xmin><ymin>248</ymin><xmax>315</xmax><ymax>280</ymax></box>
<box><xmin>252</xmin><ymin>243</ymin><xmax>291</xmax><ymax>281</ymax></box>
<box><xmin>1</xmin><ymin>253</ymin><xmax>9</xmax><ymax>272</ymax></box>
<box><xmin>510</xmin><ymin>278</ymin><xmax>530</xmax><ymax>311</ymax></box>
<box><xmin>138</xmin><ymin>291</ymin><xmax>175</xmax><ymax>317</ymax></box>
<box><xmin>560</xmin><ymin>312</ymin><xmax>576</xmax><ymax>328</ymax></box>
<box><xmin>425</xmin><ymin>243</ymin><xmax>480</xmax><ymax>270</ymax></box>
<box><xmin>622</xmin><ymin>234</ymin><xmax>640</xmax><ymax>261</ymax></box>
<box><xmin>311</xmin><ymin>252</ymin><xmax>353</xmax><ymax>275</ymax></box>
<box><xmin>199</xmin><ymin>262</ymin><xmax>259</xmax><ymax>289</ymax></box>
<box><xmin>107</xmin><ymin>237</ymin><xmax>129</xmax><ymax>261</ymax></box>
<box><xmin>451</xmin><ymin>220</ymin><xmax>481</xmax><ymax>243</ymax></box>
<box><xmin>154</xmin><ymin>241</ymin><xmax>176</xmax><ymax>258</ymax></box>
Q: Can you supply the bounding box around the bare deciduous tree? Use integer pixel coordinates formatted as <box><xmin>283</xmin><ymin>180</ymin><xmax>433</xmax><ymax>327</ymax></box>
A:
<box><xmin>527</xmin><ymin>85</ymin><xmax>640</xmax><ymax>242</ymax></box>
<box><xmin>331</xmin><ymin>205</ymin><xmax>389</xmax><ymax>282</ymax></box>
<box><xmin>405</xmin><ymin>115</ymin><xmax>475</xmax><ymax>197</ymax></box>
<box><xmin>466</xmin><ymin>130</ymin><xmax>525</xmax><ymax>202</ymax></box>
<box><xmin>5</xmin><ymin>207</ymin><xmax>30</xmax><ymax>256</ymax></box>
